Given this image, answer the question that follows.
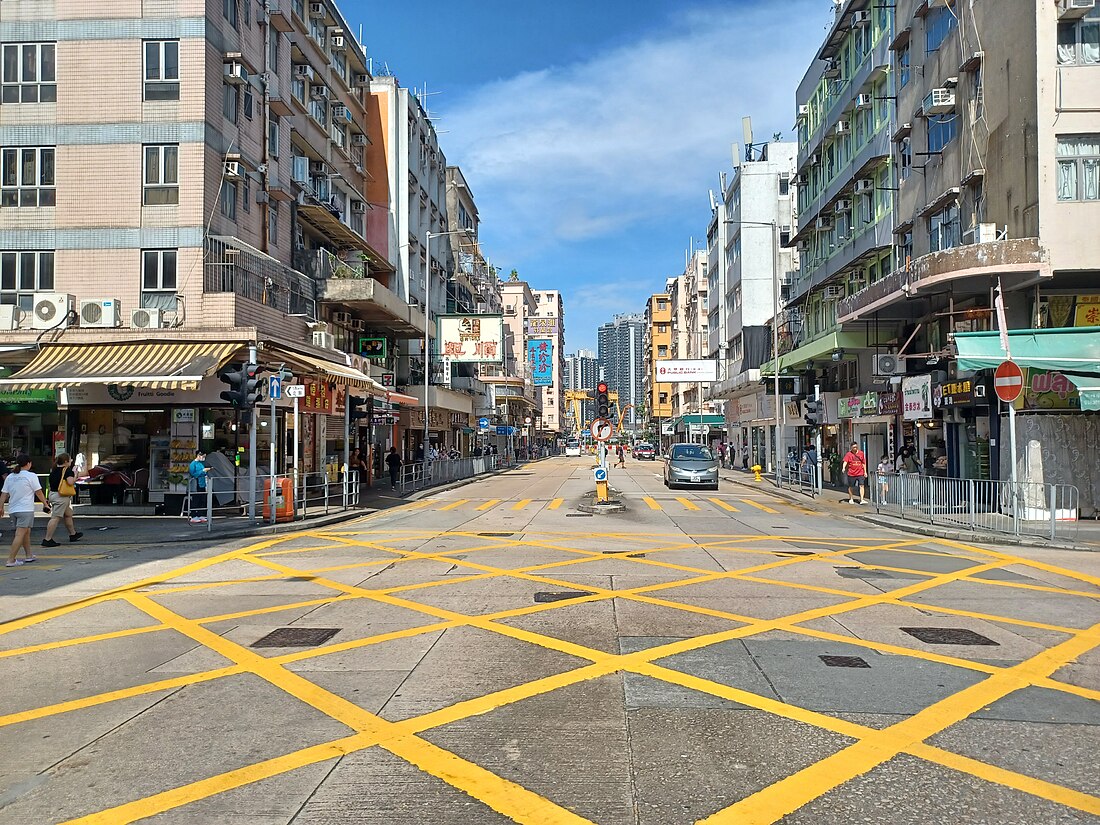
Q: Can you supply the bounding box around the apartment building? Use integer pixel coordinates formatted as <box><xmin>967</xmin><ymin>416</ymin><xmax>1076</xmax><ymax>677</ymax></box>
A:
<box><xmin>488</xmin><ymin>276</ymin><xmax>540</xmax><ymax>452</ymax></box>
<box><xmin>529</xmin><ymin>289</ymin><xmax>565</xmax><ymax>435</ymax></box>
<box><xmin>707</xmin><ymin>140</ymin><xmax>798</xmax><ymax>469</ymax></box>
<box><xmin>598</xmin><ymin>313</ymin><xmax>644</xmax><ymax>428</ymax></box>
<box><xmin>0</xmin><ymin>0</ymin><xmax>428</xmax><ymax>498</ymax></box>
<box><xmin>835</xmin><ymin>0</ymin><xmax>1100</xmax><ymax>514</ymax></box>
<box><xmin>643</xmin><ymin>293</ymin><xmax>673</xmax><ymax>436</ymax></box>
<box><xmin>563</xmin><ymin>348</ymin><xmax>598</xmax><ymax>430</ymax></box>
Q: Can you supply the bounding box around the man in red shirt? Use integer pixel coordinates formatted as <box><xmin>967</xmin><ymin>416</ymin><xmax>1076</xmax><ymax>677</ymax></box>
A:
<box><xmin>841</xmin><ymin>441</ymin><xmax>868</xmax><ymax>505</ymax></box>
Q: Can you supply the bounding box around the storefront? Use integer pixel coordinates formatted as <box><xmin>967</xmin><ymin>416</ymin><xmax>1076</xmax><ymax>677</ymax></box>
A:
<box><xmin>0</xmin><ymin>384</ymin><xmax>60</xmax><ymax>473</ymax></box>
<box><xmin>902</xmin><ymin>374</ymin><xmax>946</xmax><ymax>476</ymax></box>
<box><xmin>837</xmin><ymin>391</ymin><xmax>896</xmax><ymax>469</ymax></box>
<box><xmin>932</xmin><ymin>377</ymin><xmax>991</xmax><ymax>480</ymax></box>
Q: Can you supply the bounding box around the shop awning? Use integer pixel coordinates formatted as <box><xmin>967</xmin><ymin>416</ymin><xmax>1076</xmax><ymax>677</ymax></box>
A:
<box><xmin>271</xmin><ymin>348</ymin><xmax>387</xmax><ymax>394</ymax></box>
<box><xmin>955</xmin><ymin>327</ymin><xmax>1100</xmax><ymax>410</ymax></box>
<box><xmin>0</xmin><ymin>341</ymin><xmax>241</xmax><ymax>390</ymax></box>
<box><xmin>674</xmin><ymin>414</ymin><xmax>726</xmax><ymax>427</ymax></box>
<box><xmin>387</xmin><ymin>390</ymin><xmax>419</xmax><ymax>406</ymax></box>
<box><xmin>762</xmin><ymin>330</ymin><xmax>869</xmax><ymax>375</ymax></box>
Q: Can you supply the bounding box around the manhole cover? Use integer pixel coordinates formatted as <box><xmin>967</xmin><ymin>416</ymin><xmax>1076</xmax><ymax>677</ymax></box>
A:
<box><xmin>900</xmin><ymin>627</ymin><xmax>999</xmax><ymax>646</ymax></box>
<box><xmin>627</xmin><ymin>553</ymin><xmax>646</xmax><ymax>558</ymax></box>
<box><xmin>566</xmin><ymin>513</ymin><xmax>593</xmax><ymax>518</ymax></box>
<box><xmin>250</xmin><ymin>627</ymin><xmax>341</xmax><ymax>648</ymax></box>
<box><xmin>819</xmin><ymin>654</ymin><xmax>871</xmax><ymax>668</ymax></box>
<box><xmin>773</xmin><ymin>551</ymin><xmax>815</xmax><ymax>556</ymax></box>
<box><xmin>478</xmin><ymin>532</ymin><xmax>515</xmax><ymax>537</ymax></box>
<box><xmin>533</xmin><ymin>591</ymin><xmax>589</xmax><ymax>603</ymax></box>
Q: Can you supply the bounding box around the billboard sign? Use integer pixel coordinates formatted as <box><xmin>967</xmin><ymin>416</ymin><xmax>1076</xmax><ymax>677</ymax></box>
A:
<box><xmin>437</xmin><ymin>315</ymin><xmax>504</xmax><ymax>363</ymax></box>
<box><xmin>528</xmin><ymin>338</ymin><xmax>554</xmax><ymax>387</ymax></box>
<box><xmin>902</xmin><ymin>374</ymin><xmax>933</xmax><ymax>420</ymax></box>
<box><xmin>654</xmin><ymin>359</ymin><xmax>718</xmax><ymax>383</ymax></box>
<box><xmin>527</xmin><ymin>317</ymin><xmax>558</xmax><ymax>336</ymax></box>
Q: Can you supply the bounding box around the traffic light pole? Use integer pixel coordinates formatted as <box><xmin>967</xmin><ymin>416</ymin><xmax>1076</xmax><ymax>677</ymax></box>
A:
<box><xmin>814</xmin><ymin>383</ymin><xmax>823</xmax><ymax>495</ymax></box>
<box><xmin>248</xmin><ymin>344</ymin><xmax>258</xmax><ymax>524</ymax></box>
<box><xmin>270</xmin><ymin>389</ymin><xmax>277</xmax><ymax>524</ymax></box>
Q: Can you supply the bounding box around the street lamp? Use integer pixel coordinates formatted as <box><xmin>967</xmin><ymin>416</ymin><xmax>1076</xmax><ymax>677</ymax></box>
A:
<box><xmin>725</xmin><ymin>218</ymin><xmax>784</xmax><ymax>480</ymax></box>
<box><xmin>423</xmin><ymin>227</ymin><xmax>474</xmax><ymax>481</ymax></box>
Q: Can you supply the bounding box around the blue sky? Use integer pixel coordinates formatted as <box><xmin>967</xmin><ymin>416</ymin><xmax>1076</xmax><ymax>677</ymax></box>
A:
<box><xmin>345</xmin><ymin>0</ymin><xmax>833</xmax><ymax>352</ymax></box>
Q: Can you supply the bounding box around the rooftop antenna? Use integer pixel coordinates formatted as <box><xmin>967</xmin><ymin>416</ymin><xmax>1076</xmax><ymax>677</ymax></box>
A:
<box><xmin>708</xmin><ymin>189</ymin><xmax>716</xmax><ymax>211</ymax></box>
<box><xmin>742</xmin><ymin>116</ymin><xmax>755</xmax><ymax>162</ymax></box>
<box><xmin>731</xmin><ymin>142</ymin><xmax>741</xmax><ymax>168</ymax></box>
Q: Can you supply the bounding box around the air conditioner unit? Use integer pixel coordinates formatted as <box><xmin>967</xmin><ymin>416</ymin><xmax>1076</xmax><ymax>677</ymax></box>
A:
<box><xmin>295</xmin><ymin>64</ymin><xmax>315</xmax><ymax>81</ymax></box>
<box><xmin>131</xmin><ymin>307</ymin><xmax>163</xmax><ymax>329</ymax></box>
<box><xmin>31</xmin><ymin>293</ymin><xmax>73</xmax><ymax>330</ymax></box>
<box><xmin>809</xmin><ymin>152</ymin><xmax>821</xmax><ymax>165</ymax></box>
<box><xmin>854</xmin><ymin>178</ymin><xmax>874</xmax><ymax>194</ymax></box>
<box><xmin>223</xmin><ymin>161</ymin><xmax>242</xmax><ymax>179</ymax></box>
<box><xmin>310</xmin><ymin>85</ymin><xmax>328</xmax><ymax>100</ymax></box>
<box><xmin>351</xmin><ymin>199</ymin><xmax>367</xmax><ymax>213</ymax></box>
<box><xmin>330</xmin><ymin>35</ymin><xmax>346</xmax><ymax>49</ymax></box>
<box><xmin>354</xmin><ymin>73</ymin><xmax>369</xmax><ymax>86</ymax></box>
<box><xmin>348</xmin><ymin>319</ymin><xmax>365</xmax><ymax>332</ymax></box>
<box><xmin>834</xmin><ymin>198</ymin><xmax>852</xmax><ymax>213</ymax></box>
<box><xmin>309</xmin><ymin>160</ymin><xmax>327</xmax><ymax>176</ymax></box>
<box><xmin>312</xmin><ymin>330</ymin><xmax>336</xmax><ymax>349</ymax></box>
<box><xmin>797</xmin><ymin>104</ymin><xmax>809</xmax><ymax>118</ymax></box>
<box><xmin>822</xmin><ymin>285</ymin><xmax>844</xmax><ymax>300</ymax></box>
<box><xmin>851</xmin><ymin>9</ymin><xmax>871</xmax><ymax>25</ymax></box>
<box><xmin>331</xmin><ymin>103</ymin><xmax>348</xmax><ymax>119</ymax></box>
<box><xmin>824</xmin><ymin>59</ymin><xmax>841</xmax><ymax>79</ymax></box>
<box><xmin>308</xmin><ymin>2</ymin><xmax>325</xmax><ymax>17</ymax></box>
<box><xmin>79</xmin><ymin>298</ymin><xmax>121</xmax><ymax>328</ymax></box>
<box><xmin>816</xmin><ymin>215</ymin><xmax>833</xmax><ymax>230</ymax></box>
<box><xmin>1059</xmin><ymin>0</ymin><xmax>1096</xmax><ymax>18</ymax></box>
<box><xmin>0</xmin><ymin>305</ymin><xmax>21</xmax><ymax>330</ymax></box>
<box><xmin>332</xmin><ymin>311</ymin><xmax>352</xmax><ymax>325</ymax></box>
<box><xmin>872</xmin><ymin>353</ymin><xmax>904</xmax><ymax>376</ymax></box>
<box><xmin>856</xmin><ymin>93</ymin><xmax>874</xmax><ymax>109</ymax></box>
<box><xmin>352</xmin><ymin>133</ymin><xmax>367</xmax><ymax>146</ymax></box>
<box><xmin>925</xmin><ymin>87</ymin><xmax>956</xmax><ymax>115</ymax></box>
<box><xmin>835</xmin><ymin>120</ymin><xmax>851</xmax><ymax>135</ymax></box>
<box><xmin>223</xmin><ymin>61</ymin><xmax>247</xmax><ymax>85</ymax></box>
<box><xmin>796</xmin><ymin>240</ymin><xmax>809</xmax><ymax>252</ymax></box>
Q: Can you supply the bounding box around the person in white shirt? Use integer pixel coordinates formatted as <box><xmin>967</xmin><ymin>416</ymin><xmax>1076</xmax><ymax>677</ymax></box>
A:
<box><xmin>0</xmin><ymin>454</ymin><xmax>51</xmax><ymax>566</ymax></box>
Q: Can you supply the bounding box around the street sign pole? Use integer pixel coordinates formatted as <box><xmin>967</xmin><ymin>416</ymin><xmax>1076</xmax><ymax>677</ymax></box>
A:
<box><xmin>270</xmin><ymin>391</ymin><xmax>277</xmax><ymax>524</ymax></box>
<box><xmin>293</xmin><ymin>395</ymin><xmax>300</xmax><ymax>507</ymax></box>
<box><xmin>814</xmin><ymin>383</ymin><xmax>823</xmax><ymax>495</ymax></box>
<box><xmin>248</xmin><ymin>344</ymin><xmax>258</xmax><ymax>525</ymax></box>
<box><xmin>994</xmin><ymin>358</ymin><xmax>1024</xmax><ymax>535</ymax></box>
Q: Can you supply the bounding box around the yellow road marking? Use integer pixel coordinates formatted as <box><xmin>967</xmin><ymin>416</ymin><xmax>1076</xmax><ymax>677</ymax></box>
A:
<box><xmin>676</xmin><ymin>497</ymin><xmax>701</xmax><ymax>511</ymax></box>
<box><xmin>476</xmin><ymin>499</ymin><xmax>501</xmax><ymax>511</ymax></box>
<box><xmin>512</xmin><ymin>499</ymin><xmax>533</xmax><ymax>510</ymax></box>
<box><xmin>740</xmin><ymin>498</ymin><xmax>780</xmax><ymax>514</ymax></box>
<box><xmin>438</xmin><ymin>499</ymin><xmax>469</xmax><ymax>511</ymax></box>
<box><xmin>709</xmin><ymin>498</ymin><xmax>739</xmax><ymax>512</ymax></box>
<box><xmin>548</xmin><ymin>498</ymin><xmax>564</xmax><ymax>510</ymax></box>
<box><xmin>642</xmin><ymin>497</ymin><xmax>662</xmax><ymax>510</ymax></box>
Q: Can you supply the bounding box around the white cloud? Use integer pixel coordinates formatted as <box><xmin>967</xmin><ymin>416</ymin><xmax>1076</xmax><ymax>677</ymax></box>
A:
<box><xmin>442</xmin><ymin>1</ymin><xmax>830</xmax><ymax>260</ymax></box>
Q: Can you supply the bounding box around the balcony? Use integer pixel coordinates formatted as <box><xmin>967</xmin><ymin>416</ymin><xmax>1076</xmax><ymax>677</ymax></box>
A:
<box><xmin>837</xmin><ymin>238</ymin><xmax>1051</xmax><ymax>323</ymax></box>
<box><xmin>299</xmin><ymin>249</ymin><xmax>425</xmax><ymax>337</ymax></box>
<box><xmin>205</xmin><ymin>236</ymin><xmax>316</xmax><ymax>317</ymax></box>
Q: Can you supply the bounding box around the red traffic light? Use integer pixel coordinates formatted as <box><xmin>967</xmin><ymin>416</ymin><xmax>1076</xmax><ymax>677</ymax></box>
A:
<box><xmin>597</xmin><ymin>382</ymin><xmax>608</xmax><ymax>393</ymax></box>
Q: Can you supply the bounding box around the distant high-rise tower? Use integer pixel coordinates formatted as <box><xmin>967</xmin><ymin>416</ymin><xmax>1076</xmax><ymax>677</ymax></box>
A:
<box><xmin>564</xmin><ymin>349</ymin><xmax>599</xmax><ymax>425</ymax></box>
<box><xmin>597</xmin><ymin>314</ymin><xmax>645</xmax><ymax>426</ymax></box>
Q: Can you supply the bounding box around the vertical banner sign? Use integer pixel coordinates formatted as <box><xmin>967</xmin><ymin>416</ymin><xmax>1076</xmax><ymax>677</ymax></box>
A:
<box><xmin>529</xmin><ymin>338</ymin><xmax>554</xmax><ymax>387</ymax></box>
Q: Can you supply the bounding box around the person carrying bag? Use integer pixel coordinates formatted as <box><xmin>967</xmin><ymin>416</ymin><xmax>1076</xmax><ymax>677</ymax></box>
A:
<box><xmin>42</xmin><ymin>453</ymin><xmax>83</xmax><ymax>548</ymax></box>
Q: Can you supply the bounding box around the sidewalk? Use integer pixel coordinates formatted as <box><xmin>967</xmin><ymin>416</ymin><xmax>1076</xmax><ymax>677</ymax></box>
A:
<box><xmin>719</xmin><ymin>468</ymin><xmax>1100</xmax><ymax>552</ymax></box>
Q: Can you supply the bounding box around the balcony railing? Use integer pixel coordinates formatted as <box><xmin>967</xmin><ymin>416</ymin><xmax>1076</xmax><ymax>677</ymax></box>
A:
<box><xmin>204</xmin><ymin>236</ymin><xmax>316</xmax><ymax>317</ymax></box>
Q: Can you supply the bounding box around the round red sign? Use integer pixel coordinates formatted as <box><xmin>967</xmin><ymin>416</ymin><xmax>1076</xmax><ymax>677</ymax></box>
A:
<box><xmin>994</xmin><ymin>360</ymin><xmax>1024</xmax><ymax>403</ymax></box>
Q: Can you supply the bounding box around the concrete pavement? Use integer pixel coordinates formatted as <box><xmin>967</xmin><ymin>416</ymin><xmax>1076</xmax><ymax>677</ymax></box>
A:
<box><xmin>1</xmin><ymin>456</ymin><xmax>1098</xmax><ymax>823</ymax></box>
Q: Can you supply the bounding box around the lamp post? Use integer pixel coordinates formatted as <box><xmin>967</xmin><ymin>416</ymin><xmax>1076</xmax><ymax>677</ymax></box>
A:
<box><xmin>422</xmin><ymin>228</ymin><xmax>473</xmax><ymax>482</ymax></box>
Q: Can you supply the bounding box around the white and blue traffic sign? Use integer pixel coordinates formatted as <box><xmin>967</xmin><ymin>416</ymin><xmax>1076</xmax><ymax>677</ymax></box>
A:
<box><xmin>593</xmin><ymin>466</ymin><xmax>608</xmax><ymax>482</ymax></box>
<box><xmin>479</xmin><ymin>417</ymin><xmax>490</xmax><ymax>429</ymax></box>
<box><xmin>268</xmin><ymin>376</ymin><xmax>282</xmax><ymax>399</ymax></box>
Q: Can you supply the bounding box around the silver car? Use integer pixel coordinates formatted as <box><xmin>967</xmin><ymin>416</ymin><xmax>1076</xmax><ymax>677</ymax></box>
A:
<box><xmin>664</xmin><ymin>443</ymin><xmax>720</xmax><ymax>491</ymax></box>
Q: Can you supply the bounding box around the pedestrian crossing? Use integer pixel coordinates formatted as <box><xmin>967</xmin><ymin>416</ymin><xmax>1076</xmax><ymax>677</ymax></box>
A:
<box><xmin>418</xmin><ymin>495</ymin><xmax>812</xmax><ymax>515</ymax></box>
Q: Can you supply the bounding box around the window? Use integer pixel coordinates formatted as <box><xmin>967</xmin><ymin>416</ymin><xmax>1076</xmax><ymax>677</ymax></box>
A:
<box><xmin>897</xmin><ymin>43</ymin><xmax>911</xmax><ymax>88</ymax></box>
<box><xmin>779</xmin><ymin>174</ymin><xmax>790</xmax><ymax>196</ymax></box>
<box><xmin>927</xmin><ymin>115</ymin><xmax>958</xmax><ymax>154</ymax></box>
<box><xmin>731</xmin><ymin>333</ymin><xmax>743</xmax><ymax>362</ymax></box>
<box><xmin>223</xmin><ymin>83</ymin><xmax>239</xmax><ymax>123</ymax></box>
<box><xmin>293</xmin><ymin>0</ymin><xmax>305</xmax><ymax>19</ymax></box>
<box><xmin>223</xmin><ymin>0</ymin><xmax>238</xmax><ymax>29</ymax></box>
<box><xmin>733</xmin><ymin>285</ymin><xmax>742</xmax><ymax>309</ymax></box>
<box><xmin>269</xmin><ymin>201</ymin><xmax>279</xmax><ymax>244</ymax></box>
<box><xmin>269</xmin><ymin>114</ymin><xmax>280</xmax><ymax>157</ymax></box>
<box><xmin>143</xmin><ymin>144</ymin><xmax>179</xmax><ymax>205</ymax></box>
<box><xmin>1</xmin><ymin>43</ymin><xmax>56</xmax><ymax>103</ymax></box>
<box><xmin>657</xmin><ymin>346</ymin><xmax>669</xmax><ymax>358</ymax></box>
<box><xmin>898</xmin><ymin>136</ymin><xmax>912</xmax><ymax>179</ymax></box>
<box><xmin>242</xmin><ymin>0</ymin><xmax>250</xmax><ymax>26</ymax></box>
<box><xmin>1</xmin><ymin>251</ymin><xmax>54</xmax><ymax>309</ymax></box>
<box><xmin>143</xmin><ymin>40</ymin><xmax>180</xmax><ymax>101</ymax></box>
<box><xmin>141</xmin><ymin>249</ymin><xmax>177</xmax><ymax>310</ymax></box>
<box><xmin>269</xmin><ymin>32</ymin><xmax>280</xmax><ymax>70</ymax></box>
<box><xmin>1</xmin><ymin>147</ymin><xmax>55</xmax><ymax>207</ymax></box>
<box><xmin>243</xmin><ymin>87</ymin><xmax>253</xmax><ymax>120</ymax></box>
<box><xmin>242</xmin><ymin>176</ymin><xmax>251</xmax><ymax>213</ymax></box>
<box><xmin>657</xmin><ymin>324</ymin><xmax>667</xmax><ymax>333</ymax></box>
<box><xmin>928</xmin><ymin>203</ymin><xmax>960</xmax><ymax>253</ymax></box>
<box><xmin>925</xmin><ymin>6</ymin><xmax>957</xmax><ymax>53</ymax></box>
<box><xmin>657</xmin><ymin>300</ymin><xmax>667</xmax><ymax>311</ymax></box>
<box><xmin>1058</xmin><ymin>19</ymin><xmax>1099</xmax><ymax>66</ymax></box>
<box><xmin>898</xmin><ymin>230</ymin><xmax>913</xmax><ymax>269</ymax></box>
<box><xmin>1057</xmin><ymin>136</ymin><xmax>1100</xmax><ymax>201</ymax></box>
<box><xmin>220</xmin><ymin>179</ymin><xmax>237</xmax><ymax>219</ymax></box>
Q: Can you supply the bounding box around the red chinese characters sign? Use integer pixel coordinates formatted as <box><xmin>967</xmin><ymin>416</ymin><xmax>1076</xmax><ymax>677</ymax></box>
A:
<box><xmin>301</xmin><ymin>381</ymin><xmax>332</xmax><ymax>414</ymax></box>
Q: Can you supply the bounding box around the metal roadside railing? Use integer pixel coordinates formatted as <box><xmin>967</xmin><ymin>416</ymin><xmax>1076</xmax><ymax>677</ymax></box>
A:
<box><xmin>186</xmin><ymin>469</ymin><xmax>363</xmax><ymax>531</ymax></box>
<box><xmin>869</xmin><ymin>471</ymin><xmax>1080</xmax><ymax>542</ymax></box>
<box><xmin>398</xmin><ymin>455</ymin><xmax>503</xmax><ymax>494</ymax></box>
<box><xmin>776</xmin><ymin>463</ymin><xmax>819</xmax><ymax>498</ymax></box>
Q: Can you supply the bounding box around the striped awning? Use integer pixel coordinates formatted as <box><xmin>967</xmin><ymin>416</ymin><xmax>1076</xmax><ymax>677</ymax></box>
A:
<box><xmin>0</xmin><ymin>341</ymin><xmax>242</xmax><ymax>390</ymax></box>
<box><xmin>271</xmin><ymin>348</ymin><xmax>387</xmax><ymax>394</ymax></box>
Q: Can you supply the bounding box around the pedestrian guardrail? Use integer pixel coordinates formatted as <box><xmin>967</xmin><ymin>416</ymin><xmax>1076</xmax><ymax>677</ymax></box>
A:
<box><xmin>398</xmin><ymin>455</ymin><xmax>503</xmax><ymax>493</ymax></box>
<box><xmin>187</xmin><ymin>469</ymin><xmax>363</xmax><ymax>531</ymax></box>
<box><xmin>777</xmin><ymin>464</ymin><xmax>819</xmax><ymax>497</ymax></box>
<box><xmin>870</xmin><ymin>472</ymin><xmax>1079</xmax><ymax>542</ymax></box>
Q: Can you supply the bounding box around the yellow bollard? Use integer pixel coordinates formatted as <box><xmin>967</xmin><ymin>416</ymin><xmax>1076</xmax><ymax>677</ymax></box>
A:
<box><xmin>596</xmin><ymin>479</ymin><xmax>610</xmax><ymax>503</ymax></box>
<box><xmin>751</xmin><ymin>464</ymin><xmax>763</xmax><ymax>482</ymax></box>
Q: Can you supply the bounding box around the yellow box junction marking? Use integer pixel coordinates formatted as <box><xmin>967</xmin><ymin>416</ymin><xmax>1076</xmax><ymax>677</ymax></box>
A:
<box><xmin>676</xmin><ymin>497</ymin><xmax>701</xmax><ymax>511</ymax></box>
<box><xmin>740</xmin><ymin>498</ymin><xmax>780</xmax><ymax>514</ymax></box>
<box><xmin>476</xmin><ymin>499</ymin><xmax>501</xmax><ymax>511</ymax></box>
<box><xmin>548</xmin><ymin>498</ymin><xmax>565</xmax><ymax>510</ymax></box>
<box><xmin>709</xmin><ymin>498</ymin><xmax>740</xmax><ymax>512</ymax></box>
<box><xmin>642</xmin><ymin>496</ymin><xmax>662</xmax><ymax>510</ymax></box>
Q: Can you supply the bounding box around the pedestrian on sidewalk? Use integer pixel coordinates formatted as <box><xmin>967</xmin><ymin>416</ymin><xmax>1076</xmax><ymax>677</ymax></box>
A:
<box><xmin>187</xmin><ymin>450</ymin><xmax>210</xmax><ymax>524</ymax></box>
<box><xmin>875</xmin><ymin>454</ymin><xmax>892</xmax><ymax>505</ymax></box>
<box><xmin>841</xmin><ymin>442</ymin><xmax>868</xmax><ymax>505</ymax></box>
<box><xmin>717</xmin><ymin>442</ymin><xmax>727</xmax><ymax>468</ymax></box>
<box><xmin>42</xmin><ymin>453</ymin><xmax>83</xmax><ymax>548</ymax></box>
<box><xmin>800</xmin><ymin>443</ymin><xmax>818</xmax><ymax>486</ymax></box>
<box><xmin>615</xmin><ymin>443</ymin><xmax>626</xmax><ymax>468</ymax></box>
<box><xmin>386</xmin><ymin>447</ymin><xmax>402</xmax><ymax>489</ymax></box>
<box><xmin>1</xmin><ymin>453</ymin><xmax>50</xmax><ymax>566</ymax></box>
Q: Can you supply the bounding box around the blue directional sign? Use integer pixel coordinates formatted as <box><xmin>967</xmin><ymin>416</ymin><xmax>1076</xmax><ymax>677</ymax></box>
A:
<box><xmin>496</xmin><ymin>425</ymin><xmax>510</xmax><ymax>435</ymax></box>
<box><xmin>593</xmin><ymin>466</ymin><xmax>608</xmax><ymax>482</ymax></box>
<box><xmin>269</xmin><ymin>376</ymin><xmax>282</xmax><ymax>400</ymax></box>
<box><xmin>478</xmin><ymin>417</ymin><xmax>490</xmax><ymax>429</ymax></box>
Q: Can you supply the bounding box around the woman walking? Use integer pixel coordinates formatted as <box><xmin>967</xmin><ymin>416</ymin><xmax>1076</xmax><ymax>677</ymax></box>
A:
<box><xmin>42</xmin><ymin>453</ymin><xmax>83</xmax><ymax>548</ymax></box>
<box><xmin>0</xmin><ymin>453</ymin><xmax>50</xmax><ymax>567</ymax></box>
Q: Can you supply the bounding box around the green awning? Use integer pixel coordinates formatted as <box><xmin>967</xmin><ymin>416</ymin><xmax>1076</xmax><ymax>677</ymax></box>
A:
<box><xmin>955</xmin><ymin>327</ymin><xmax>1100</xmax><ymax>411</ymax></box>
<box><xmin>674</xmin><ymin>414</ymin><xmax>725</xmax><ymax>427</ymax></box>
<box><xmin>762</xmin><ymin>330</ymin><xmax>869</xmax><ymax>375</ymax></box>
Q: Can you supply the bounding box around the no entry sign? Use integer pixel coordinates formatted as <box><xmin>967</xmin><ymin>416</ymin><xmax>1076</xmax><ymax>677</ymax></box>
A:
<box><xmin>994</xmin><ymin>360</ymin><xmax>1024</xmax><ymax>403</ymax></box>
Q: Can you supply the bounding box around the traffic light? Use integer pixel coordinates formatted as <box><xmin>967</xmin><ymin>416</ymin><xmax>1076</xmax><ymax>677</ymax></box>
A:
<box><xmin>348</xmin><ymin>394</ymin><xmax>370</xmax><ymax>422</ymax></box>
<box><xmin>219</xmin><ymin>362</ymin><xmax>260</xmax><ymax>408</ymax></box>
<box><xmin>596</xmin><ymin>381</ymin><xmax>610</xmax><ymax>418</ymax></box>
<box><xmin>804</xmin><ymin>398</ymin><xmax>823</xmax><ymax>427</ymax></box>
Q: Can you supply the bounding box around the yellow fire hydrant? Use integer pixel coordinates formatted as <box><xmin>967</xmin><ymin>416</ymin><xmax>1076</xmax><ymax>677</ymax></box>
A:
<box><xmin>751</xmin><ymin>464</ymin><xmax>763</xmax><ymax>482</ymax></box>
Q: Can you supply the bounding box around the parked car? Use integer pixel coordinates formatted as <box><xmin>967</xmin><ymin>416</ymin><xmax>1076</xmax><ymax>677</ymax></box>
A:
<box><xmin>632</xmin><ymin>443</ymin><xmax>656</xmax><ymax>460</ymax></box>
<box><xmin>663</xmin><ymin>443</ymin><xmax>719</xmax><ymax>490</ymax></box>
